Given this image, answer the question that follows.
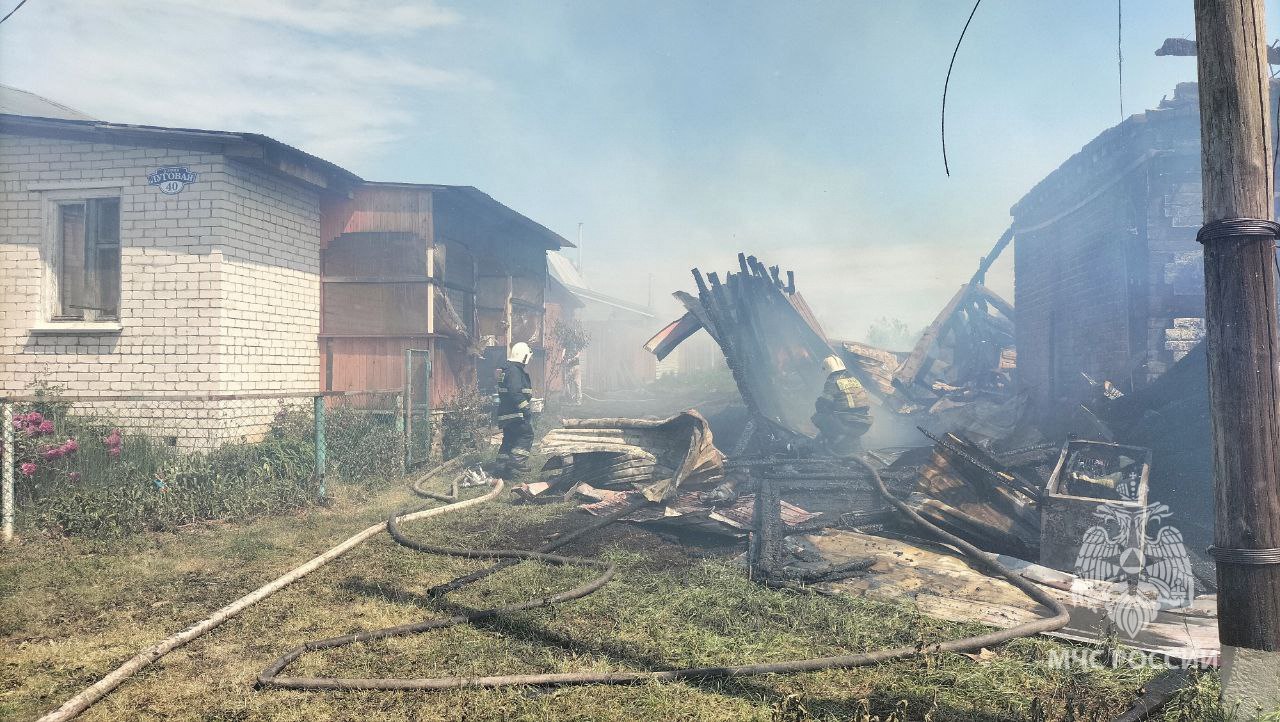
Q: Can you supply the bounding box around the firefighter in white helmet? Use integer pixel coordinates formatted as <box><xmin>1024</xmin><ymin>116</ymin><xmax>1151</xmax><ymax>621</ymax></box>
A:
<box><xmin>494</xmin><ymin>341</ymin><xmax>535</xmax><ymax>476</ymax></box>
<box><xmin>811</xmin><ymin>354</ymin><xmax>872</xmax><ymax>456</ymax></box>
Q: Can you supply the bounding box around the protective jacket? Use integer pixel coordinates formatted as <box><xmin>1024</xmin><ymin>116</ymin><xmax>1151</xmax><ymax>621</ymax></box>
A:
<box><xmin>495</xmin><ymin>361</ymin><xmax>533</xmax><ymax>427</ymax></box>
<box><xmin>818</xmin><ymin>371</ymin><xmax>871</xmax><ymax>415</ymax></box>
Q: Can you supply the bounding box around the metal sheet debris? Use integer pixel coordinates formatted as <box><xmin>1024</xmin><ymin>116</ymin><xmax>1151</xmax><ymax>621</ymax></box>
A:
<box><xmin>538</xmin><ymin>411</ymin><xmax>725</xmax><ymax>502</ymax></box>
<box><xmin>573</xmin><ymin>483</ymin><xmax>820</xmax><ymax>534</ymax></box>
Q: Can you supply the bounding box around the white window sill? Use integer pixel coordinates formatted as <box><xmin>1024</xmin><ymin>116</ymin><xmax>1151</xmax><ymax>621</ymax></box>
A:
<box><xmin>30</xmin><ymin>322</ymin><xmax>123</xmax><ymax>335</ymax></box>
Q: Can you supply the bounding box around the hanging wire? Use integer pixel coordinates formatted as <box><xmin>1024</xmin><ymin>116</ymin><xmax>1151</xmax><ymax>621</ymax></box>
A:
<box><xmin>941</xmin><ymin>0</ymin><xmax>983</xmax><ymax>177</ymax></box>
<box><xmin>1270</xmin><ymin>41</ymin><xmax>1279</xmax><ymax>189</ymax></box>
<box><xmin>0</xmin><ymin>0</ymin><xmax>30</xmax><ymax>26</ymax></box>
<box><xmin>1117</xmin><ymin>0</ymin><xmax>1124</xmax><ymax>120</ymax></box>
<box><xmin>1245</xmin><ymin>0</ymin><xmax>1273</xmax><ymax>200</ymax></box>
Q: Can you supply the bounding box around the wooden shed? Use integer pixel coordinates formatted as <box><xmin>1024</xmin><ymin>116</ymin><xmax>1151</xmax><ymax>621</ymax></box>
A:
<box><xmin>318</xmin><ymin>182</ymin><xmax>569</xmax><ymax>403</ymax></box>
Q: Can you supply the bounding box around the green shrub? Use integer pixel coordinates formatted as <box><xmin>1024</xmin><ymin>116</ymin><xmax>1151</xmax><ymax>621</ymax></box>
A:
<box><xmin>437</xmin><ymin>385</ymin><xmax>492</xmax><ymax>460</ymax></box>
<box><xmin>9</xmin><ymin>394</ymin><xmax>405</xmax><ymax>537</ymax></box>
<box><xmin>324</xmin><ymin>406</ymin><xmax>405</xmax><ymax>487</ymax></box>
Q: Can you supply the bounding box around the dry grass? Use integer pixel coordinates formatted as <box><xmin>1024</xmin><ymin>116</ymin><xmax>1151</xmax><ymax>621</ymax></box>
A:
<box><xmin>0</xmin><ymin>479</ymin><xmax>1230</xmax><ymax>721</ymax></box>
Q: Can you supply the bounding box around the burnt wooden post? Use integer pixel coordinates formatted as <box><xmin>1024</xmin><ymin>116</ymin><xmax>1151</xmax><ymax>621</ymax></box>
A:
<box><xmin>1194</xmin><ymin>0</ymin><xmax>1280</xmax><ymax>711</ymax></box>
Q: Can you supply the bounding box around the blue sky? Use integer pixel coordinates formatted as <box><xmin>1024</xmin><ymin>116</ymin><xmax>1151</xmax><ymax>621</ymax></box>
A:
<box><xmin>0</xmin><ymin>1</ymin><xmax>1259</xmax><ymax>338</ymax></box>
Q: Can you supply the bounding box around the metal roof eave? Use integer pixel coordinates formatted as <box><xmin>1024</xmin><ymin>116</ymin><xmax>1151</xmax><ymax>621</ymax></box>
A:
<box><xmin>562</xmin><ymin>284</ymin><xmax>654</xmax><ymax>318</ymax></box>
<box><xmin>0</xmin><ymin>113</ymin><xmax>363</xmax><ymax>193</ymax></box>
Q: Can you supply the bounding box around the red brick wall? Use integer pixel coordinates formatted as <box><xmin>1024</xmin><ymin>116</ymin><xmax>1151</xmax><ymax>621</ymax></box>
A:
<box><xmin>1011</xmin><ymin>84</ymin><xmax>1205</xmax><ymax>422</ymax></box>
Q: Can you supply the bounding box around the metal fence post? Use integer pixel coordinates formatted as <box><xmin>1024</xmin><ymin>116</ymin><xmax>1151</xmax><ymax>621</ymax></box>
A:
<box><xmin>403</xmin><ymin>349</ymin><xmax>412</xmax><ymax>473</ymax></box>
<box><xmin>3</xmin><ymin>402</ymin><xmax>14</xmax><ymax>543</ymax></box>
<box><xmin>423</xmin><ymin>350</ymin><xmax>433</xmax><ymax>461</ymax></box>
<box><xmin>313</xmin><ymin>395</ymin><xmax>326</xmax><ymax>500</ymax></box>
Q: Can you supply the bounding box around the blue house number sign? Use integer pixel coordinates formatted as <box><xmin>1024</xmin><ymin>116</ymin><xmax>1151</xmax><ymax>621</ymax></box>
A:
<box><xmin>148</xmin><ymin>166</ymin><xmax>198</xmax><ymax>195</ymax></box>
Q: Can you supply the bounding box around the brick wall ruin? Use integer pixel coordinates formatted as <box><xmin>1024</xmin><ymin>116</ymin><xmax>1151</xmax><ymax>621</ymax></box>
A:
<box><xmin>1010</xmin><ymin>83</ymin><xmax>1211</xmax><ymax>419</ymax></box>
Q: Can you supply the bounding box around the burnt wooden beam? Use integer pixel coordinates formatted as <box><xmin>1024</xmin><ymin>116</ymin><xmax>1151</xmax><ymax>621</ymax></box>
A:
<box><xmin>1156</xmin><ymin>36</ymin><xmax>1280</xmax><ymax>65</ymax></box>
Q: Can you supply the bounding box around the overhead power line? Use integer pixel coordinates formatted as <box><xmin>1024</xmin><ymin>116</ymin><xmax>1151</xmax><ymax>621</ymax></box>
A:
<box><xmin>1118</xmin><ymin>0</ymin><xmax>1125</xmax><ymax>120</ymax></box>
<box><xmin>0</xmin><ymin>0</ymin><xmax>30</xmax><ymax>26</ymax></box>
<box><xmin>941</xmin><ymin>0</ymin><xmax>983</xmax><ymax>177</ymax></box>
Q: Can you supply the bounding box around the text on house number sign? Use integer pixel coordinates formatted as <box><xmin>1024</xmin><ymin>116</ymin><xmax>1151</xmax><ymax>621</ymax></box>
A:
<box><xmin>148</xmin><ymin>166</ymin><xmax>198</xmax><ymax>195</ymax></box>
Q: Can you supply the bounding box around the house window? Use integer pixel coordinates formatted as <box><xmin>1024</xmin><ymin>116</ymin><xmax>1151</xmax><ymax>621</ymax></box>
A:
<box><xmin>54</xmin><ymin>197</ymin><xmax>120</xmax><ymax>321</ymax></box>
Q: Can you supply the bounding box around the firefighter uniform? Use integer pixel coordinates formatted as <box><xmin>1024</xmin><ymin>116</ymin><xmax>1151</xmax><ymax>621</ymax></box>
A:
<box><xmin>495</xmin><ymin>344</ymin><xmax>535</xmax><ymax>476</ymax></box>
<box><xmin>812</xmin><ymin>355</ymin><xmax>872</xmax><ymax>456</ymax></box>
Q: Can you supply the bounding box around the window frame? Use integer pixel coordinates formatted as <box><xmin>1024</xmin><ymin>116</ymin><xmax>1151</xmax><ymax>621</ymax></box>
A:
<box><xmin>38</xmin><ymin>186</ymin><xmax>125</xmax><ymax>333</ymax></box>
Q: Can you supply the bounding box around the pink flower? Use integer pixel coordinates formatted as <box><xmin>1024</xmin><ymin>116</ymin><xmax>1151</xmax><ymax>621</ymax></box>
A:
<box><xmin>103</xmin><ymin>431</ymin><xmax>121</xmax><ymax>447</ymax></box>
<box><xmin>62</xmin><ymin>439</ymin><xmax>78</xmax><ymax>453</ymax></box>
<box><xmin>67</xmin><ymin>471</ymin><xmax>81</xmax><ymax>482</ymax></box>
<box><xmin>41</xmin><ymin>446</ymin><xmax>63</xmax><ymax>461</ymax></box>
<box><xmin>19</xmin><ymin>462</ymin><xmax>36</xmax><ymax>476</ymax></box>
<box><xmin>107</xmin><ymin>446</ymin><xmax>121</xmax><ymax>459</ymax></box>
<box><xmin>25</xmin><ymin>412</ymin><xmax>43</xmax><ymax>425</ymax></box>
<box><xmin>11</xmin><ymin>419</ymin><xmax>21</xmax><ymax>430</ymax></box>
<box><xmin>37</xmin><ymin>420</ymin><xmax>54</xmax><ymax>435</ymax></box>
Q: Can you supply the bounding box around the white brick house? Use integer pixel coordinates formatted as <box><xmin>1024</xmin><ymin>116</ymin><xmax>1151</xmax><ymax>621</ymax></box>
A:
<box><xmin>0</xmin><ymin>113</ymin><xmax>360</xmax><ymax>400</ymax></box>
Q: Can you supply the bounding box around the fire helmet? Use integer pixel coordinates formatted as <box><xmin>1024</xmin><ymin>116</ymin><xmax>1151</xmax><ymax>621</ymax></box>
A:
<box><xmin>508</xmin><ymin>341</ymin><xmax>533</xmax><ymax>365</ymax></box>
<box><xmin>821</xmin><ymin>354</ymin><xmax>847</xmax><ymax>374</ymax></box>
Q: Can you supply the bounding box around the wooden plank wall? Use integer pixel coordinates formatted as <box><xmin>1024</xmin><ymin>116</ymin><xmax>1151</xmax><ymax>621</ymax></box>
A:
<box><xmin>321</xmin><ymin>186</ymin><xmax>432</xmax><ymax>243</ymax></box>
<box><xmin>318</xmin><ymin>185</ymin><xmax>556</xmax><ymax>404</ymax></box>
<box><xmin>475</xmin><ymin>274</ymin><xmax>511</xmax><ymax>345</ymax></box>
<box><xmin>319</xmin><ymin>186</ymin><xmax>444</xmax><ymax>398</ymax></box>
<box><xmin>431</xmin><ymin>337</ymin><xmax>475</xmax><ymax>403</ymax></box>
<box><xmin>323</xmin><ymin>336</ymin><xmax>430</xmax><ymax>392</ymax></box>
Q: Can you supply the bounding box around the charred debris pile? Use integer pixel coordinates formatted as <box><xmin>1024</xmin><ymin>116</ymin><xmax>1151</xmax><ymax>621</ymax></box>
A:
<box><xmin>520</xmin><ymin>245</ymin><xmax>1215</xmax><ymax>638</ymax></box>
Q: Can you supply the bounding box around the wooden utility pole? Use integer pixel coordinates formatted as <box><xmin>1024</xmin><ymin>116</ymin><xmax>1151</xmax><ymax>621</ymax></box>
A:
<box><xmin>1194</xmin><ymin>0</ymin><xmax>1280</xmax><ymax>706</ymax></box>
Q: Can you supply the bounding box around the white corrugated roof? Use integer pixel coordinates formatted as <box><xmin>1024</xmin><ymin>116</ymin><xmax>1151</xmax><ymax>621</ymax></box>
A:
<box><xmin>547</xmin><ymin>251</ymin><xmax>588</xmax><ymax>289</ymax></box>
<box><xmin>546</xmin><ymin>251</ymin><xmax>653</xmax><ymax>318</ymax></box>
<box><xmin>0</xmin><ymin>85</ymin><xmax>95</xmax><ymax>120</ymax></box>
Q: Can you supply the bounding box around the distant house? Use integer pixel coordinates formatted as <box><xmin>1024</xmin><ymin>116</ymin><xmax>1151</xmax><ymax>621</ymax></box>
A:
<box><xmin>545</xmin><ymin>252</ymin><xmax>656</xmax><ymax>394</ymax></box>
<box><xmin>1009</xmin><ymin>82</ymin><xmax>1230</xmax><ymax>419</ymax></box>
<box><xmin>0</xmin><ymin>103</ymin><xmax>569</xmax><ymax>434</ymax></box>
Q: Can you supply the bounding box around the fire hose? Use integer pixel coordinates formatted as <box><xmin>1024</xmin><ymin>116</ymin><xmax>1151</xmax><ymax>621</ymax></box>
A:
<box><xmin>39</xmin><ymin>454</ymin><xmax>1072</xmax><ymax>717</ymax></box>
<box><xmin>35</xmin><ymin>454</ymin><xmax>502</xmax><ymax>722</ymax></box>
<box><xmin>255</xmin><ymin>455</ymin><xmax>1071</xmax><ymax>691</ymax></box>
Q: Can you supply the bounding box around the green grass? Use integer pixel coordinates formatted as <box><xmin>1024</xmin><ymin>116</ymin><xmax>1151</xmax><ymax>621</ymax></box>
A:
<box><xmin>0</xmin><ymin>478</ymin><xmax>1232</xmax><ymax>721</ymax></box>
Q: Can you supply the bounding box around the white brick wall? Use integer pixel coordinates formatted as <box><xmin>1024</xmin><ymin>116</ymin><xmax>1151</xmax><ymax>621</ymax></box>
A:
<box><xmin>0</xmin><ymin>131</ymin><xmax>322</xmax><ymax>399</ymax></box>
<box><xmin>215</xmin><ymin>161</ymin><xmax>320</xmax><ymax>394</ymax></box>
<box><xmin>1164</xmin><ymin>317</ymin><xmax>1206</xmax><ymax>362</ymax></box>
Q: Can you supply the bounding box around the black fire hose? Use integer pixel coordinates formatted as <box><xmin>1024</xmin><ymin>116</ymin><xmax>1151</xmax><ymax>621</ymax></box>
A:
<box><xmin>257</xmin><ymin>455</ymin><xmax>1070</xmax><ymax>691</ymax></box>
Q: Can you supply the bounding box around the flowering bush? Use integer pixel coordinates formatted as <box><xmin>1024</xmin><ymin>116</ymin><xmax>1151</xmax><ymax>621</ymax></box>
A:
<box><xmin>6</xmin><ymin>410</ymin><xmax>84</xmax><ymax>483</ymax></box>
<box><xmin>10</xmin><ymin>391</ymin><xmax>404</xmax><ymax>537</ymax></box>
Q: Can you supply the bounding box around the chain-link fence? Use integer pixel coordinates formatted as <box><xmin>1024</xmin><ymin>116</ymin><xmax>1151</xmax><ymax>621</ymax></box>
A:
<box><xmin>0</xmin><ymin>389</ymin><xmax>403</xmax><ymax>538</ymax></box>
